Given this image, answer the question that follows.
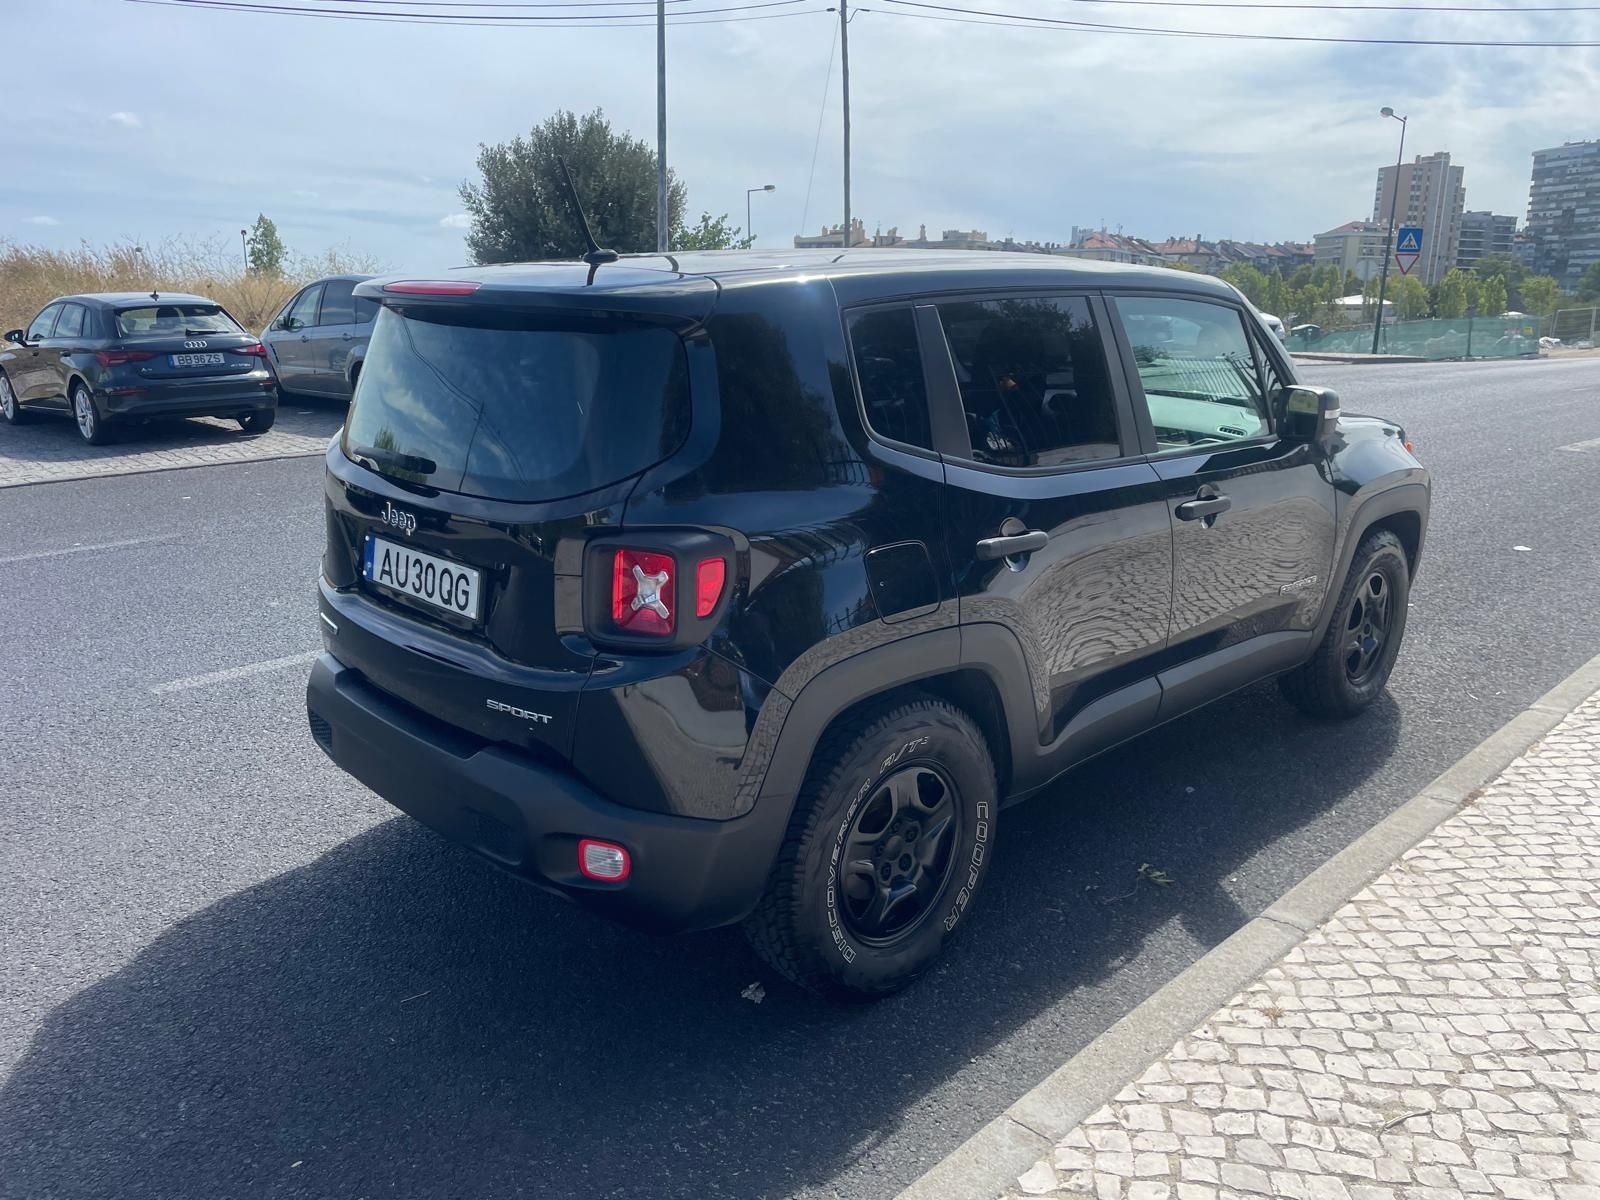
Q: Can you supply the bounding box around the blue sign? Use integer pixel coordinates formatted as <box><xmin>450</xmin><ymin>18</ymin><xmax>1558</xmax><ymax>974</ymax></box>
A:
<box><xmin>1396</xmin><ymin>226</ymin><xmax>1423</xmax><ymax>254</ymax></box>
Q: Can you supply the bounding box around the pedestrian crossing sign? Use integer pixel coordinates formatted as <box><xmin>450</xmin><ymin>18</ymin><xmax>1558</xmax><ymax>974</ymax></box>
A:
<box><xmin>1395</xmin><ymin>225</ymin><xmax>1423</xmax><ymax>276</ymax></box>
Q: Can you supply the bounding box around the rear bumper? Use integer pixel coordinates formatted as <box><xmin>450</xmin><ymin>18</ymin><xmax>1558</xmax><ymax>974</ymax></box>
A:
<box><xmin>100</xmin><ymin>377</ymin><xmax>277</xmax><ymax>419</ymax></box>
<box><xmin>305</xmin><ymin>654</ymin><xmax>790</xmax><ymax>933</ymax></box>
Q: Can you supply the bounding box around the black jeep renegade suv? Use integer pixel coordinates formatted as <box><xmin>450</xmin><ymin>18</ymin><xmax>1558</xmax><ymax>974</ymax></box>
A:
<box><xmin>306</xmin><ymin>250</ymin><xmax>1429</xmax><ymax>999</ymax></box>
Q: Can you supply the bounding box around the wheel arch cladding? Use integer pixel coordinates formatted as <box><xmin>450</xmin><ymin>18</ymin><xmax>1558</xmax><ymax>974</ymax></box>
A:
<box><xmin>1364</xmin><ymin>508</ymin><xmax>1423</xmax><ymax>573</ymax></box>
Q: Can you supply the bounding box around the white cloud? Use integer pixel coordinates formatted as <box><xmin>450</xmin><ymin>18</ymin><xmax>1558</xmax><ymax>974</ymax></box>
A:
<box><xmin>438</xmin><ymin>213</ymin><xmax>471</xmax><ymax>230</ymax></box>
<box><xmin>293</xmin><ymin>188</ymin><xmax>320</xmax><ymax>199</ymax></box>
<box><xmin>108</xmin><ymin>111</ymin><xmax>142</xmax><ymax>128</ymax></box>
<box><xmin>25</xmin><ymin>215</ymin><xmax>60</xmax><ymax>226</ymax></box>
<box><xmin>419</xmin><ymin>175</ymin><xmax>435</xmax><ymax>185</ymax></box>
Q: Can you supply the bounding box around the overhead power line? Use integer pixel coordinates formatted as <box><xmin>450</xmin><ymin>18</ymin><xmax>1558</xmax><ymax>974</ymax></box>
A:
<box><xmin>875</xmin><ymin>0</ymin><xmax>1600</xmax><ymax>42</ymax></box>
<box><xmin>134</xmin><ymin>0</ymin><xmax>816</xmax><ymax>19</ymax></box>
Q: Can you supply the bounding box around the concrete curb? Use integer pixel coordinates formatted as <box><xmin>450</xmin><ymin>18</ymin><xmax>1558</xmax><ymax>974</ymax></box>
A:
<box><xmin>1291</xmin><ymin>353</ymin><xmax>1427</xmax><ymax>365</ymax></box>
<box><xmin>0</xmin><ymin>447</ymin><xmax>325</xmax><ymax>490</ymax></box>
<box><xmin>896</xmin><ymin>648</ymin><xmax>1600</xmax><ymax>1200</ymax></box>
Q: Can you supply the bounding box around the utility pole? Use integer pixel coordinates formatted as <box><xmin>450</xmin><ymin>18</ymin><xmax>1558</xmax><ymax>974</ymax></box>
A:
<box><xmin>839</xmin><ymin>0</ymin><xmax>851</xmax><ymax>250</ymax></box>
<box><xmin>240</xmin><ymin>228</ymin><xmax>249</xmax><ymax>274</ymax></box>
<box><xmin>1372</xmin><ymin>107</ymin><xmax>1407</xmax><ymax>355</ymax></box>
<box><xmin>656</xmin><ymin>0</ymin><xmax>669</xmax><ymax>253</ymax></box>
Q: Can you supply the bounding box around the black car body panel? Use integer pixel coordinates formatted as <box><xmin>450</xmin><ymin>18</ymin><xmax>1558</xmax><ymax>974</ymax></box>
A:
<box><xmin>306</xmin><ymin>250</ymin><xmax>1430</xmax><ymax>934</ymax></box>
<box><xmin>0</xmin><ymin>291</ymin><xmax>277</xmax><ymax>429</ymax></box>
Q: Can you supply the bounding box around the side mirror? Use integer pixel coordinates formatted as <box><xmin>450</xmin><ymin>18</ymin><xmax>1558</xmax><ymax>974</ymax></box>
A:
<box><xmin>1283</xmin><ymin>384</ymin><xmax>1340</xmax><ymax>442</ymax></box>
<box><xmin>3</xmin><ymin>329</ymin><xmax>25</xmax><ymax>346</ymax></box>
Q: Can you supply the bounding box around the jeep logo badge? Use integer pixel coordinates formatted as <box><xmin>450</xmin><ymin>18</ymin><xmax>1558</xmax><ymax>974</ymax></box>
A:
<box><xmin>380</xmin><ymin>501</ymin><xmax>417</xmax><ymax>535</ymax></box>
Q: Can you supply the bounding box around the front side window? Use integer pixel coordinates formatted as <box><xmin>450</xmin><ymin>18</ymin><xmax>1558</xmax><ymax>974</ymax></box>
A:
<box><xmin>1115</xmin><ymin>296</ymin><xmax>1269</xmax><ymax>452</ymax></box>
<box><xmin>936</xmin><ymin>295</ymin><xmax>1120</xmax><ymax>468</ymax></box>
<box><xmin>847</xmin><ymin>306</ymin><xmax>932</xmax><ymax>450</ymax></box>
<box><xmin>283</xmin><ymin>285</ymin><xmax>323</xmax><ymax>332</ymax></box>
<box><xmin>354</xmin><ymin>295</ymin><xmax>379</xmax><ymax>325</ymax></box>
<box><xmin>27</xmin><ymin>305</ymin><xmax>61</xmax><ymax>341</ymax></box>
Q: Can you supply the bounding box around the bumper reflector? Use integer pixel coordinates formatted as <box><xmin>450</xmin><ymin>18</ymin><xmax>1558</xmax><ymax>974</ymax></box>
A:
<box><xmin>578</xmin><ymin>838</ymin><xmax>631</xmax><ymax>881</ymax></box>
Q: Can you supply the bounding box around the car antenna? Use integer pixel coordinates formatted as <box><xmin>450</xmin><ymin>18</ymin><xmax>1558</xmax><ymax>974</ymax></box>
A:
<box><xmin>150</xmin><ymin>290</ymin><xmax>159</xmax><ymax>300</ymax></box>
<box><xmin>556</xmin><ymin>156</ymin><xmax>618</xmax><ymax>285</ymax></box>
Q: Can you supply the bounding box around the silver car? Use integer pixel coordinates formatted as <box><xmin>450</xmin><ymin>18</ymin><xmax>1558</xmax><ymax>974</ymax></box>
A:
<box><xmin>262</xmin><ymin>274</ymin><xmax>375</xmax><ymax>402</ymax></box>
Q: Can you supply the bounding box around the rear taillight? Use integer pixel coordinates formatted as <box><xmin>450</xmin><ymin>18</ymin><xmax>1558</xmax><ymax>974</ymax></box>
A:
<box><xmin>611</xmin><ymin>548</ymin><xmax>675</xmax><ymax>636</ymax></box>
<box><xmin>233</xmin><ymin>342</ymin><xmax>267</xmax><ymax>357</ymax></box>
<box><xmin>95</xmin><ymin>350</ymin><xmax>155</xmax><ymax>367</ymax></box>
<box><xmin>382</xmin><ymin>280</ymin><xmax>481</xmax><ymax>296</ymax></box>
<box><xmin>695</xmin><ymin>557</ymin><xmax>726</xmax><ymax>618</ymax></box>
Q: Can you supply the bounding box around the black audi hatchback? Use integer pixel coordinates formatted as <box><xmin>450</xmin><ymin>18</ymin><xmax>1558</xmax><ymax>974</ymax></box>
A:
<box><xmin>0</xmin><ymin>292</ymin><xmax>278</xmax><ymax>444</ymax></box>
<box><xmin>307</xmin><ymin>251</ymin><xmax>1429</xmax><ymax>999</ymax></box>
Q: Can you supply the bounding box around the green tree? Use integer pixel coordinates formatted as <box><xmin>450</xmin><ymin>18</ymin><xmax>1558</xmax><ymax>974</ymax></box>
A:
<box><xmin>1577</xmin><ymin>261</ymin><xmax>1600</xmax><ymax>303</ymax></box>
<box><xmin>1436</xmin><ymin>269</ymin><xmax>1471</xmax><ymax>319</ymax></box>
<box><xmin>1389</xmin><ymin>275</ymin><xmax>1430</xmax><ymax>320</ymax></box>
<box><xmin>674</xmin><ymin>212</ymin><xmax>752</xmax><ymax>251</ymax></box>
<box><xmin>1471</xmin><ymin>252</ymin><xmax>1528</xmax><ymax>294</ymax></box>
<box><xmin>1218</xmin><ymin>264</ymin><xmax>1269</xmax><ymax>307</ymax></box>
<box><xmin>1479</xmin><ymin>275</ymin><xmax>1509</xmax><ymax>317</ymax></box>
<box><xmin>458</xmin><ymin>108</ymin><xmax>688</xmax><ymax>262</ymax></box>
<box><xmin>1519</xmin><ymin>275</ymin><xmax>1562</xmax><ymax>316</ymax></box>
<box><xmin>245</xmin><ymin>214</ymin><xmax>286</xmax><ymax>277</ymax></box>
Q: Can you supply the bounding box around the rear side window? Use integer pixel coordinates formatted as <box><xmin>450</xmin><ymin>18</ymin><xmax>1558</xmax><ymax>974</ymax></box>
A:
<box><xmin>344</xmin><ymin>305</ymin><xmax>690</xmax><ymax>502</ymax></box>
<box><xmin>936</xmin><ymin>296</ymin><xmax>1120</xmax><ymax>468</ymax></box>
<box><xmin>53</xmin><ymin>304</ymin><xmax>86</xmax><ymax>338</ymax></box>
<box><xmin>320</xmin><ymin>280</ymin><xmax>356</xmax><ymax>326</ymax></box>
<box><xmin>115</xmin><ymin>304</ymin><xmax>241</xmax><ymax>338</ymax></box>
<box><xmin>847</xmin><ymin>307</ymin><xmax>932</xmax><ymax>450</ymax></box>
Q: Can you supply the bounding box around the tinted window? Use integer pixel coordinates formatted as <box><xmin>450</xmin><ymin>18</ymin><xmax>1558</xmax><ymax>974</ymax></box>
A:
<box><xmin>354</xmin><ymin>295</ymin><xmax>379</xmax><ymax>325</ymax></box>
<box><xmin>284</xmin><ymin>285</ymin><xmax>323</xmax><ymax>332</ymax></box>
<box><xmin>848</xmin><ymin>307</ymin><xmax>931</xmax><ymax>450</ymax></box>
<box><xmin>1115</xmin><ymin>296</ymin><xmax>1269</xmax><ymax>452</ymax></box>
<box><xmin>53</xmin><ymin>304</ymin><xmax>86</xmax><ymax>338</ymax></box>
<box><xmin>27</xmin><ymin>305</ymin><xmax>61</xmax><ymax>341</ymax></box>
<box><xmin>936</xmin><ymin>296</ymin><xmax>1119</xmax><ymax>468</ymax></box>
<box><xmin>320</xmin><ymin>279</ymin><xmax>356</xmax><ymax>326</ymax></box>
<box><xmin>114</xmin><ymin>304</ymin><xmax>242</xmax><ymax>337</ymax></box>
<box><xmin>344</xmin><ymin>305</ymin><xmax>690</xmax><ymax>502</ymax></box>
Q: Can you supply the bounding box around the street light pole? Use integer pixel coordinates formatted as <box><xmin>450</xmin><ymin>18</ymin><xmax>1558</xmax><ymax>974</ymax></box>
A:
<box><xmin>240</xmin><ymin>228</ymin><xmax>249</xmax><ymax>274</ymax></box>
<box><xmin>1372</xmin><ymin>107</ymin><xmax>1407</xmax><ymax>355</ymax></box>
<box><xmin>656</xmin><ymin>0</ymin><xmax>669</xmax><ymax>253</ymax></box>
<box><xmin>746</xmin><ymin>184</ymin><xmax>775</xmax><ymax>247</ymax></box>
<box><xmin>839</xmin><ymin>0</ymin><xmax>851</xmax><ymax>249</ymax></box>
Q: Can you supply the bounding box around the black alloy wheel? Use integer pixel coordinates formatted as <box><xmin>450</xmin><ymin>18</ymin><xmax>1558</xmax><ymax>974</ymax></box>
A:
<box><xmin>1343</xmin><ymin>569</ymin><xmax>1393</xmax><ymax>687</ymax></box>
<box><xmin>839</xmin><ymin>764</ymin><xmax>960</xmax><ymax>944</ymax></box>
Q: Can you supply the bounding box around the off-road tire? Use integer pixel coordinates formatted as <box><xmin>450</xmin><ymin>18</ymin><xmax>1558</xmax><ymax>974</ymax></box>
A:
<box><xmin>1280</xmin><ymin>528</ymin><xmax>1410</xmax><ymax>719</ymax></box>
<box><xmin>744</xmin><ymin>695</ymin><xmax>998</xmax><ymax>1001</ymax></box>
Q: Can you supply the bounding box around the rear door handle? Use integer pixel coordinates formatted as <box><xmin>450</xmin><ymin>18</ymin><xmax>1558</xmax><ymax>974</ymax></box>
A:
<box><xmin>1175</xmin><ymin>495</ymin><xmax>1232</xmax><ymax>521</ymax></box>
<box><xmin>976</xmin><ymin>529</ymin><xmax>1049</xmax><ymax>560</ymax></box>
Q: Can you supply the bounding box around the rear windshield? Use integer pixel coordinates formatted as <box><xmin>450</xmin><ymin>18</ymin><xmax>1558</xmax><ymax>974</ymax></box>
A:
<box><xmin>116</xmin><ymin>304</ymin><xmax>242</xmax><ymax>338</ymax></box>
<box><xmin>343</xmin><ymin>304</ymin><xmax>691</xmax><ymax>501</ymax></box>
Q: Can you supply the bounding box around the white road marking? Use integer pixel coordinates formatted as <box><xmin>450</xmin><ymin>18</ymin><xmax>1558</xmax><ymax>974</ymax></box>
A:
<box><xmin>1558</xmin><ymin>437</ymin><xmax>1600</xmax><ymax>453</ymax></box>
<box><xmin>152</xmin><ymin>649</ymin><xmax>321</xmax><ymax>695</ymax></box>
<box><xmin>0</xmin><ymin>534</ymin><xmax>177</xmax><ymax>565</ymax></box>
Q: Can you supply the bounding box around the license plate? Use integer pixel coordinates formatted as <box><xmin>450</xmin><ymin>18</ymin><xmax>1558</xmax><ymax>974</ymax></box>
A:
<box><xmin>364</xmin><ymin>535</ymin><xmax>482</xmax><ymax>620</ymax></box>
<box><xmin>170</xmin><ymin>352</ymin><xmax>225</xmax><ymax>367</ymax></box>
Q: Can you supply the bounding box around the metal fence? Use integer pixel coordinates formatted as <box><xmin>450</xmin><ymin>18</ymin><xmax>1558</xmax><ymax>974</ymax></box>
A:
<box><xmin>1289</xmin><ymin>316</ymin><xmax>1545</xmax><ymax>360</ymax></box>
<box><xmin>1551</xmin><ymin>307</ymin><xmax>1600</xmax><ymax>348</ymax></box>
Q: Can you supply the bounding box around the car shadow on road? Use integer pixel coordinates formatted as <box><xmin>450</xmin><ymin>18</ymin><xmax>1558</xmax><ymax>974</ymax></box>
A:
<box><xmin>0</xmin><ymin>682</ymin><xmax>1399</xmax><ymax>1200</ymax></box>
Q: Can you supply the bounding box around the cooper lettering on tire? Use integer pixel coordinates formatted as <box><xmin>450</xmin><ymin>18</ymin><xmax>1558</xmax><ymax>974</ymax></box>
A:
<box><xmin>744</xmin><ymin>696</ymin><xmax>998</xmax><ymax>1000</ymax></box>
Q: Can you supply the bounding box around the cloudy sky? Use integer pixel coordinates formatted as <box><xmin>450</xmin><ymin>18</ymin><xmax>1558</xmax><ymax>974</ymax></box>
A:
<box><xmin>3</xmin><ymin>0</ymin><xmax>1597</xmax><ymax>271</ymax></box>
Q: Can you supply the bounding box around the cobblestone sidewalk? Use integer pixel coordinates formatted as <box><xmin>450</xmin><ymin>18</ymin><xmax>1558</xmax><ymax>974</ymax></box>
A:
<box><xmin>0</xmin><ymin>406</ymin><xmax>342</xmax><ymax>488</ymax></box>
<box><xmin>1008</xmin><ymin>691</ymin><xmax>1600</xmax><ymax>1200</ymax></box>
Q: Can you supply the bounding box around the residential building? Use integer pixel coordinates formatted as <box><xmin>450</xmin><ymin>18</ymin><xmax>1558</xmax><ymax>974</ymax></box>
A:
<box><xmin>1057</xmin><ymin>229</ymin><xmax>1168</xmax><ymax>265</ymax></box>
<box><xmin>1455</xmin><ymin>211</ymin><xmax>1517</xmax><ymax>270</ymax></box>
<box><xmin>1525</xmin><ymin>140</ymin><xmax>1600</xmax><ymax>289</ymax></box>
<box><xmin>1153</xmin><ymin>237</ymin><xmax>1219</xmax><ymax>271</ymax></box>
<box><xmin>1314</xmin><ymin>220</ymin><xmax>1388</xmax><ymax>281</ymax></box>
<box><xmin>1373</xmin><ymin>151</ymin><xmax>1466</xmax><ymax>285</ymax></box>
<box><xmin>793</xmin><ymin>219</ymin><xmax>870</xmax><ymax>249</ymax></box>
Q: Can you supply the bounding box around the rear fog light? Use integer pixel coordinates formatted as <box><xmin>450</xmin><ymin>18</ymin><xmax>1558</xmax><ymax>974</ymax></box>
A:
<box><xmin>578</xmin><ymin>838</ymin><xmax>631</xmax><ymax>881</ymax></box>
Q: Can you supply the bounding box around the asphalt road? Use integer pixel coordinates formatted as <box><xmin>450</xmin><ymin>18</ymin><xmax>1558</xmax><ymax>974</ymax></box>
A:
<box><xmin>2</xmin><ymin>356</ymin><xmax>1598</xmax><ymax>1200</ymax></box>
